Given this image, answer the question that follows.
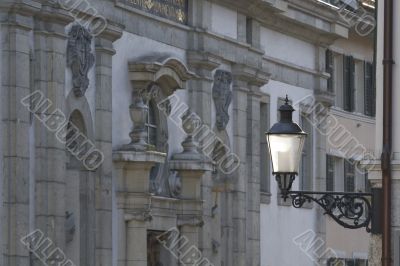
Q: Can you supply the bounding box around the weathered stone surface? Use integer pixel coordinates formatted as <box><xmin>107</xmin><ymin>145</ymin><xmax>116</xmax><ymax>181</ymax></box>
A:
<box><xmin>213</xmin><ymin>70</ymin><xmax>233</xmax><ymax>131</ymax></box>
<box><xmin>67</xmin><ymin>25</ymin><xmax>95</xmax><ymax>97</ymax></box>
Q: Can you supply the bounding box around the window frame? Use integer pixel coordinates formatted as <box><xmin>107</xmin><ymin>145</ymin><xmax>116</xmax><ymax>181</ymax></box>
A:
<box><xmin>260</xmin><ymin>96</ymin><xmax>271</xmax><ymax>204</ymax></box>
<box><xmin>344</xmin><ymin>160</ymin><xmax>356</xmax><ymax>192</ymax></box>
<box><xmin>364</xmin><ymin>61</ymin><xmax>376</xmax><ymax>117</ymax></box>
<box><xmin>326</xmin><ymin>155</ymin><xmax>335</xmax><ymax>191</ymax></box>
<box><xmin>343</xmin><ymin>55</ymin><xmax>356</xmax><ymax>112</ymax></box>
<box><xmin>300</xmin><ymin>111</ymin><xmax>313</xmax><ymax>191</ymax></box>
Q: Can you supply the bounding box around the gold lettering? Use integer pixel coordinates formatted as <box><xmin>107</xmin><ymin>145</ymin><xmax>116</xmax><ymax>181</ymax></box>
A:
<box><xmin>125</xmin><ymin>0</ymin><xmax>187</xmax><ymax>23</ymax></box>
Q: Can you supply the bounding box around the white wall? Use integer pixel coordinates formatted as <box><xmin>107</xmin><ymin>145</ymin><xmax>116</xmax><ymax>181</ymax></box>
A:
<box><xmin>260</xmin><ymin>27</ymin><xmax>316</xmax><ymax>70</ymax></box>
<box><xmin>210</xmin><ymin>3</ymin><xmax>238</xmax><ymax>39</ymax></box>
<box><xmin>260</xmin><ymin>80</ymin><xmax>316</xmax><ymax>266</ymax></box>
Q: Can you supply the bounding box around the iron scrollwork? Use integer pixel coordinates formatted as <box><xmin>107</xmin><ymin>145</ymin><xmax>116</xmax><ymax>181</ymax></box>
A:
<box><xmin>286</xmin><ymin>191</ymin><xmax>372</xmax><ymax>232</ymax></box>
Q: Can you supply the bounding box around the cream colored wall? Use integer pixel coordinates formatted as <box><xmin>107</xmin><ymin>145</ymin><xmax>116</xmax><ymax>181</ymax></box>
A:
<box><xmin>326</xmin><ymin>28</ymin><xmax>374</xmax><ymax>260</ymax></box>
<box><xmin>327</xmin><ymin>110</ymin><xmax>375</xmax><ymax>157</ymax></box>
<box><xmin>326</xmin><ymin>219</ymin><xmax>369</xmax><ymax>258</ymax></box>
<box><xmin>332</xmin><ymin>31</ymin><xmax>374</xmax><ymax>61</ymax></box>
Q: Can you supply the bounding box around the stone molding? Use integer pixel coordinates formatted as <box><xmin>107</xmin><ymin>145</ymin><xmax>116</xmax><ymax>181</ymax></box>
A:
<box><xmin>113</xmin><ymin>150</ymin><xmax>166</xmax><ymax>164</ymax></box>
<box><xmin>232</xmin><ymin>63</ymin><xmax>270</xmax><ymax>87</ymax></box>
<box><xmin>124</xmin><ymin>209</ymin><xmax>153</xmax><ymax>222</ymax></box>
<box><xmin>314</xmin><ymin>89</ymin><xmax>335</xmax><ymax>107</ymax></box>
<box><xmin>128</xmin><ymin>54</ymin><xmax>197</xmax><ymax>87</ymax></box>
<box><xmin>169</xmin><ymin>160</ymin><xmax>213</xmax><ymax>172</ymax></box>
<box><xmin>330</xmin><ymin>106</ymin><xmax>376</xmax><ymax>124</ymax></box>
<box><xmin>177</xmin><ymin>215</ymin><xmax>204</xmax><ymax>227</ymax></box>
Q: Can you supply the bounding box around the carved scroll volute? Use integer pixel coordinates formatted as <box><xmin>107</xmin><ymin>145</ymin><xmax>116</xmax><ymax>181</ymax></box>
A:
<box><xmin>67</xmin><ymin>24</ymin><xmax>95</xmax><ymax>97</ymax></box>
<box><xmin>212</xmin><ymin>70</ymin><xmax>233</xmax><ymax>131</ymax></box>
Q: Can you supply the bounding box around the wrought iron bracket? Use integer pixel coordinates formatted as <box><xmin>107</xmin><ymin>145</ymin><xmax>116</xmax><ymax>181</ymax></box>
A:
<box><xmin>283</xmin><ymin>191</ymin><xmax>373</xmax><ymax>232</ymax></box>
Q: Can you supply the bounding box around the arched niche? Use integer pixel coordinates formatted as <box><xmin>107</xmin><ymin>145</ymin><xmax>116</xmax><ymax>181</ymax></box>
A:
<box><xmin>64</xmin><ymin>99</ymin><xmax>95</xmax><ymax>265</ymax></box>
<box><xmin>125</xmin><ymin>55</ymin><xmax>197</xmax><ymax>197</ymax></box>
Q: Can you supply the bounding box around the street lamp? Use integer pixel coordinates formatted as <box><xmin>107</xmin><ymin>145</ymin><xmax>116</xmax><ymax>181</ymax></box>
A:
<box><xmin>266</xmin><ymin>96</ymin><xmax>306</xmax><ymax>197</ymax></box>
<box><xmin>266</xmin><ymin>95</ymin><xmax>379</xmax><ymax>232</ymax></box>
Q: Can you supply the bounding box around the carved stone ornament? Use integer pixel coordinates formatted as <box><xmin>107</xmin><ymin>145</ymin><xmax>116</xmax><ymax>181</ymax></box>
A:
<box><xmin>124</xmin><ymin>209</ymin><xmax>153</xmax><ymax>222</ymax></box>
<box><xmin>67</xmin><ymin>25</ymin><xmax>95</xmax><ymax>97</ymax></box>
<box><xmin>212</xmin><ymin>70</ymin><xmax>233</xmax><ymax>131</ymax></box>
<box><xmin>168</xmin><ymin>171</ymin><xmax>182</xmax><ymax>198</ymax></box>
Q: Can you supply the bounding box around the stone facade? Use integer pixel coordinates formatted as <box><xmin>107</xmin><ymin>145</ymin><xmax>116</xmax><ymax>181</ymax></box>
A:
<box><xmin>0</xmin><ymin>0</ymin><xmax>374</xmax><ymax>266</ymax></box>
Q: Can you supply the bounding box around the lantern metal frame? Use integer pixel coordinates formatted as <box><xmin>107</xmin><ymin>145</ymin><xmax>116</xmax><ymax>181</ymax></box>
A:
<box><xmin>267</xmin><ymin>96</ymin><xmax>375</xmax><ymax>232</ymax></box>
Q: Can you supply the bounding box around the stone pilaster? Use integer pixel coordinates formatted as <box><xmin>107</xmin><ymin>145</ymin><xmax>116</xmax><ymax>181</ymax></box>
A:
<box><xmin>0</xmin><ymin>4</ymin><xmax>38</xmax><ymax>265</ymax></box>
<box><xmin>187</xmin><ymin>0</ymin><xmax>212</xmax><ymax>30</ymax></box>
<box><xmin>231</xmin><ymin>65</ymin><xmax>269</xmax><ymax>266</ymax></box>
<box><xmin>313</xmin><ymin>46</ymin><xmax>335</xmax><ymax>265</ymax></box>
<box><xmin>113</xmin><ymin>151</ymin><xmax>166</xmax><ymax>266</ymax></box>
<box><xmin>246</xmin><ymin>86</ymin><xmax>262</xmax><ymax>266</ymax></box>
<box><xmin>231</xmin><ymin>76</ymin><xmax>248</xmax><ymax>266</ymax></box>
<box><xmin>187</xmin><ymin>51</ymin><xmax>220</xmax><ymax>127</ymax></box>
<box><xmin>170</xmin><ymin>160</ymin><xmax>213</xmax><ymax>265</ymax></box>
<box><xmin>94</xmin><ymin>23</ymin><xmax>122</xmax><ymax>266</ymax></box>
<box><xmin>32</xmin><ymin>6</ymin><xmax>72</xmax><ymax>265</ymax></box>
<box><xmin>187</xmin><ymin>51</ymin><xmax>220</xmax><ymax>264</ymax></box>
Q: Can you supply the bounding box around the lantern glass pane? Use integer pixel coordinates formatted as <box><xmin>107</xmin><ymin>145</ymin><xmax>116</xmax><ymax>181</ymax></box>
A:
<box><xmin>267</xmin><ymin>134</ymin><xmax>306</xmax><ymax>174</ymax></box>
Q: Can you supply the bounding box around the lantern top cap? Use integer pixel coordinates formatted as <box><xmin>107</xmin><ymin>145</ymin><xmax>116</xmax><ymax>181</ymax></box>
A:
<box><xmin>267</xmin><ymin>95</ymin><xmax>307</xmax><ymax>135</ymax></box>
<box><xmin>279</xmin><ymin>95</ymin><xmax>295</xmax><ymax>112</ymax></box>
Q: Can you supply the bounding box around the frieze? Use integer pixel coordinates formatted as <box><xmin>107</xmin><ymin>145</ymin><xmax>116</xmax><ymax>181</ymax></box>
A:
<box><xmin>117</xmin><ymin>0</ymin><xmax>188</xmax><ymax>24</ymax></box>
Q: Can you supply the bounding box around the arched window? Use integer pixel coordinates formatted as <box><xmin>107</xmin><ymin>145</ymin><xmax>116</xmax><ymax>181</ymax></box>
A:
<box><xmin>146</xmin><ymin>100</ymin><xmax>158</xmax><ymax>147</ymax></box>
<box><xmin>66</xmin><ymin>110</ymin><xmax>87</xmax><ymax>167</ymax></box>
<box><xmin>65</xmin><ymin>110</ymin><xmax>94</xmax><ymax>266</ymax></box>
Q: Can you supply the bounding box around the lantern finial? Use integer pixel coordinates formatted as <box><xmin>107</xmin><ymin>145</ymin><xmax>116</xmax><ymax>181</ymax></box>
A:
<box><xmin>285</xmin><ymin>94</ymin><xmax>289</xmax><ymax>105</ymax></box>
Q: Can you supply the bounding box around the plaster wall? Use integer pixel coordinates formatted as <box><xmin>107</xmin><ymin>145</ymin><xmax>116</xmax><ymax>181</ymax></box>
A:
<box><xmin>326</xmin><ymin>219</ymin><xmax>369</xmax><ymax>259</ymax></box>
<box><xmin>332</xmin><ymin>32</ymin><xmax>374</xmax><ymax>61</ymax></box>
<box><xmin>260</xmin><ymin>80</ymin><xmax>316</xmax><ymax>266</ymax></box>
<box><xmin>260</xmin><ymin>27</ymin><xmax>316</xmax><ymax>70</ymax></box>
<box><xmin>327</xmin><ymin>109</ymin><xmax>375</xmax><ymax>158</ymax></box>
<box><xmin>210</xmin><ymin>3</ymin><xmax>238</xmax><ymax>40</ymax></box>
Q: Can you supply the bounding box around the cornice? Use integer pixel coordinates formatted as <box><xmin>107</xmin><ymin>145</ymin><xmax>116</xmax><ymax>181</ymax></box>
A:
<box><xmin>232</xmin><ymin>63</ymin><xmax>270</xmax><ymax>87</ymax></box>
<box><xmin>0</xmin><ymin>0</ymin><xmax>42</xmax><ymax>16</ymax></box>
<box><xmin>212</xmin><ymin>0</ymin><xmax>349</xmax><ymax>45</ymax></box>
<box><xmin>330</xmin><ymin>106</ymin><xmax>376</xmax><ymax>125</ymax></box>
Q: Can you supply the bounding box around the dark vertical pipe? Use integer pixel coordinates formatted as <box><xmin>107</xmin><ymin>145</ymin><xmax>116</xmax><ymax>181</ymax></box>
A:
<box><xmin>382</xmin><ymin>0</ymin><xmax>393</xmax><ymax>264</ymax></box>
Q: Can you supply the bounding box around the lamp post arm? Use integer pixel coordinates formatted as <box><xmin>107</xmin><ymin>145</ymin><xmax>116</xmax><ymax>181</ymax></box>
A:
<box><xmin>284</xmin><ymin>191</ymin><xmax>373</xmax><ymax>232</ymax></box>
